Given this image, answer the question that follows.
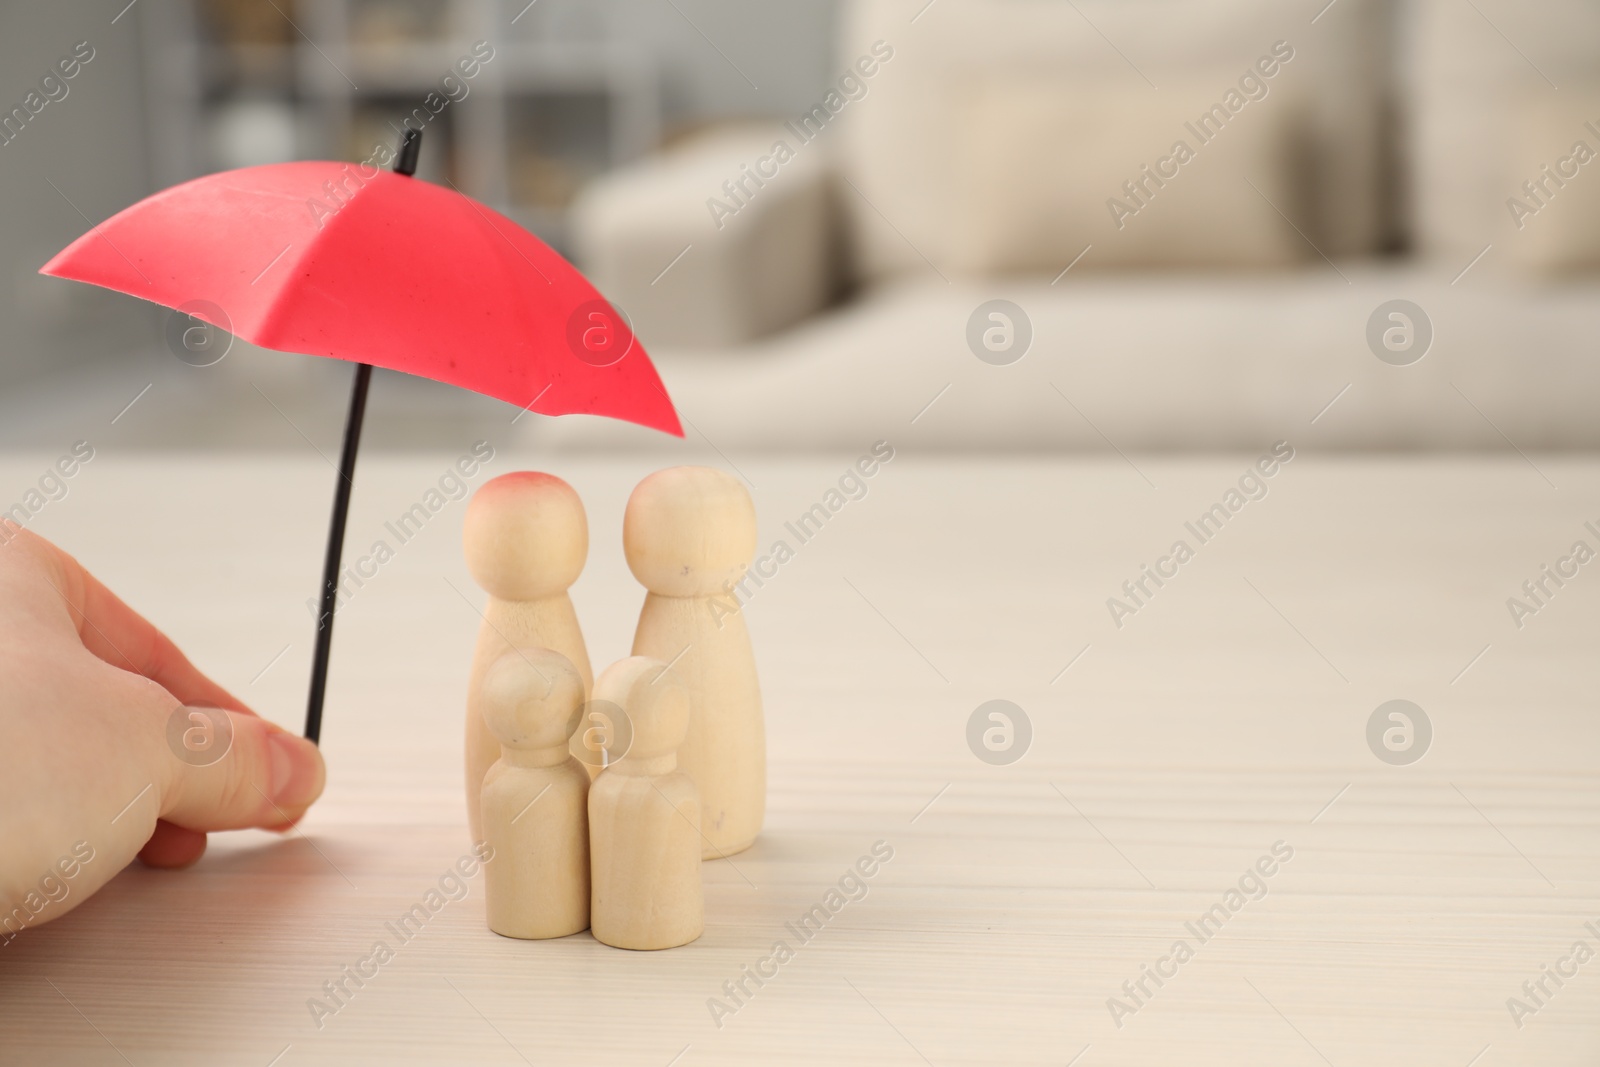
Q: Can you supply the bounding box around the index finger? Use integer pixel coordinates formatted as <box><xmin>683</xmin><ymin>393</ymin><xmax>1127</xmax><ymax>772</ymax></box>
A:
<box><xmin>8</xmin><ymin>525</ymin><xmax>254</xmax><ymax>715</ymax></box>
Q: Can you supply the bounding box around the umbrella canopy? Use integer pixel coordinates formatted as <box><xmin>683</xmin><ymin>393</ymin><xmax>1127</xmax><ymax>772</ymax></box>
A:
<box><xmin>41</xmin><ymin>132</ymin><xmax>681</xmax><ymax>742</ymax></box>
<box><xmin>42</xmin><ymin>152</ymin><xmax>680</xmax><ymax>435</ymax></box>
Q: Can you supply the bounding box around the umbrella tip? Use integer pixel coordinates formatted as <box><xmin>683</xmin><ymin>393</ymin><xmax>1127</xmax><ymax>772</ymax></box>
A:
<box><xmin>394</xmin><ymin>128</ymin><xmax>422</xmax><ymax>177</ymax></box>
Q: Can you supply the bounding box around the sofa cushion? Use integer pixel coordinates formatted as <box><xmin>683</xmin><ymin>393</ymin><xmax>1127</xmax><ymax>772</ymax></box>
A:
<box><xmin>946</xmin><ymin>73</ymin><xmax>1307</xmax><ymax>272</ymax></box>
<box><xmin>1407</xmin><ymin>0</ymin><xmax>1600</xmax><ymax>271</ymax></box>
<box><xmin>837</xmin><ymin>0</ymin><xmax>1393</xmax><ymax>280</ymax></box>
<box><xmin>535</xmin><ymin>267</ymin><xmax>1600</xmax><ymax>452</ymax></box>
<box><xmin>570</xmin><ymin>126</ymin><xmax>836</xmax><ymax>345</ymax></box>
<box><xmin>1504</xmin><ymin>87</ymin><xmax>1600</xmax><ymax>273</ymax></box>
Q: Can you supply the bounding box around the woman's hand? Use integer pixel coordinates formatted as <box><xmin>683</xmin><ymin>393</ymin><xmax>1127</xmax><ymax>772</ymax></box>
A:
<box><xmin>0</xmin><ymin>526</ymin><xmax>325</xmax><ymax>940</ymax></box>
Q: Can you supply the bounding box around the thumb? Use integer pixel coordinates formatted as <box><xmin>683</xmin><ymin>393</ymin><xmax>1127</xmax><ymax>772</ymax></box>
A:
<box><xmin>158</xmin><ymin>707</ymin><xmax>325</xmax><ymax>833</ymax></box>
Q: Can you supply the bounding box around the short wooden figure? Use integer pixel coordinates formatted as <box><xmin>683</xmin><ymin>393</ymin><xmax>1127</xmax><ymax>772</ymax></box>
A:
<box><xmin>480</xmin><ymin>646</ymin><xmax>591</xmax><ymax>939</ymax></box>
<box><xmin>625</xmin><ymin>466</ymin><xmax>765</xmax><ymax>859</ymax></box>
<box><xmin>464</xmin><ymin>471</ymin><xmax>594</xmax><ymax>842</ymax></box>
<box><xmin>589</xmin><ymin>656</ymin><xmax>703</xmax><ymax>950</ymax></box>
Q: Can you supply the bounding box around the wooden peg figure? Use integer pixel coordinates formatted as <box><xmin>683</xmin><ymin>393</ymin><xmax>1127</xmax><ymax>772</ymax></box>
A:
<box><xmin>463</xmin><ymin>472</ymin><xmax>594</xmax><ymax>843</ymax></box>
<box><xmin>625</xmin><ymin>466</ymin><xmax>765</xmax><ymax>859</ymax></box>
<box><xmin>480</xmin><ymin>646</ymin><xmax>591</xmax><ymax>939</ymax></box>
<box><xmin>588</xmin><ymin>657</ymin><xmax>703</xmax><ymax>950</ymax></box>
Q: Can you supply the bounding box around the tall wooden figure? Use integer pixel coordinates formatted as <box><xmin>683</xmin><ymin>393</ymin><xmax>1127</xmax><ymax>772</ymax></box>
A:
<box><xmin>464</xmin><ymin>472</ymin><xmax>594</xmax><ymax>843</ymax></box>
<box><xmin>480</xmin><ymin>647</ymin><xmax>590</xmax><ymax>939</ymax></box>
<box><xmin>589</xmin><ymin>656</ymin><xmax>703</xmax><ymax>950</ymax></box>
<box><xmin>625</xmin><ymin>466</ymin><xmax>765</xmax><ymax>858</ymax></box>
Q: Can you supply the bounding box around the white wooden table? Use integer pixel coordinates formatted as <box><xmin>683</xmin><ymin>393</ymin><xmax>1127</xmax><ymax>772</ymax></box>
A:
<box><xmin>1</xmin><ymin>451</ymin><xmax>1596</xmax><ymax>1065</ymax></box>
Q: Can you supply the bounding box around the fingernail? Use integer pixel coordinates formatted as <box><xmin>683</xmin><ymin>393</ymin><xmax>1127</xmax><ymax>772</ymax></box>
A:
<box><xmin>268</xmin><ymin>731</ymin><xmax>324</xmax><ymax>812</ymax></box>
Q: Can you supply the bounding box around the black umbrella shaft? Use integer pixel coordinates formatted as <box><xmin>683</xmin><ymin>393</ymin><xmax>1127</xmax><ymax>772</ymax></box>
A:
<box><xmin>305</xmin><ymin>362</ymin><xmax>373</xmax><ymax>743</ymax></box>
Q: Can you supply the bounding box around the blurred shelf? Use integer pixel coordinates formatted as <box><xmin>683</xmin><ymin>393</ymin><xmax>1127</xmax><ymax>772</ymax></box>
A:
<box><xmin>197</xmin><ymin>43</ymin><xmax>298</xmax><ymax>88</ymax></box>
<box><xmin>342</xmin><ymin>43</ymin><xmax>488</xmax><ymax>90</ymax></box>
<box><xmin>496</xmin><ymin>41</ymin><xmax>653</xmax><ymax>89</ymax></box>
<box><xmin>139</xmin><ymin>0</ymin><xmax>661</xmax><ymax>250</ymax></box>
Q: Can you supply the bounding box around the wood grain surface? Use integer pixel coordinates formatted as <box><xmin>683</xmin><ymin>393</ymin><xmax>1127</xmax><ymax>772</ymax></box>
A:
<box><xmin>0</xmin><ymin>451</ymin><xmax>1596</xmax><ymax>1066</ymax></box>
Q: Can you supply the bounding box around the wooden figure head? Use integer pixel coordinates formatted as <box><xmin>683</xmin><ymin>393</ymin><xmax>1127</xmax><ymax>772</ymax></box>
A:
<box><xmin>623</xmin><ymin>466</ymin><xmax>755</xmax><ymax>598</ymax></box>
<box><xmin>464</xmin><ymin>472</ymin><xmax>588</xmax><ymax>601</ymax></box>
<box><xmin>480</xmin><ymin>647</ymin><xmax>585</xmax><ymax>753</ymax></box>
<box><xmin>594</xmin><ymin>656</ymin><xmax>690</xmax><ymax>765</ymax></box>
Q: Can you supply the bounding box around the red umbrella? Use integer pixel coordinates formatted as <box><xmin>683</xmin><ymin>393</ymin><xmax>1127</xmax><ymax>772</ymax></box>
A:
<box><xmin>41</xmin><ymin>130</ymin><xmax>682</xmax><ymax>742</ymax></box>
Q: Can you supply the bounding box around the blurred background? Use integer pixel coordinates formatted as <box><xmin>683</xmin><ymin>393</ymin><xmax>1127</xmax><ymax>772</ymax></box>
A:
<box><xmin>1</xmin><ymin>0</ymin><xmax>1596</xmax><ymax>453</ymax></box>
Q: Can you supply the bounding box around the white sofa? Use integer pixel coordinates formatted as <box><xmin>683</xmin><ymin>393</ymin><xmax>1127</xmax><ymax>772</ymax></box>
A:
<box><xmin>557</xmin><ymin>0</ymin><xmax>1600</xmax><ymax>452</ymax></box>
